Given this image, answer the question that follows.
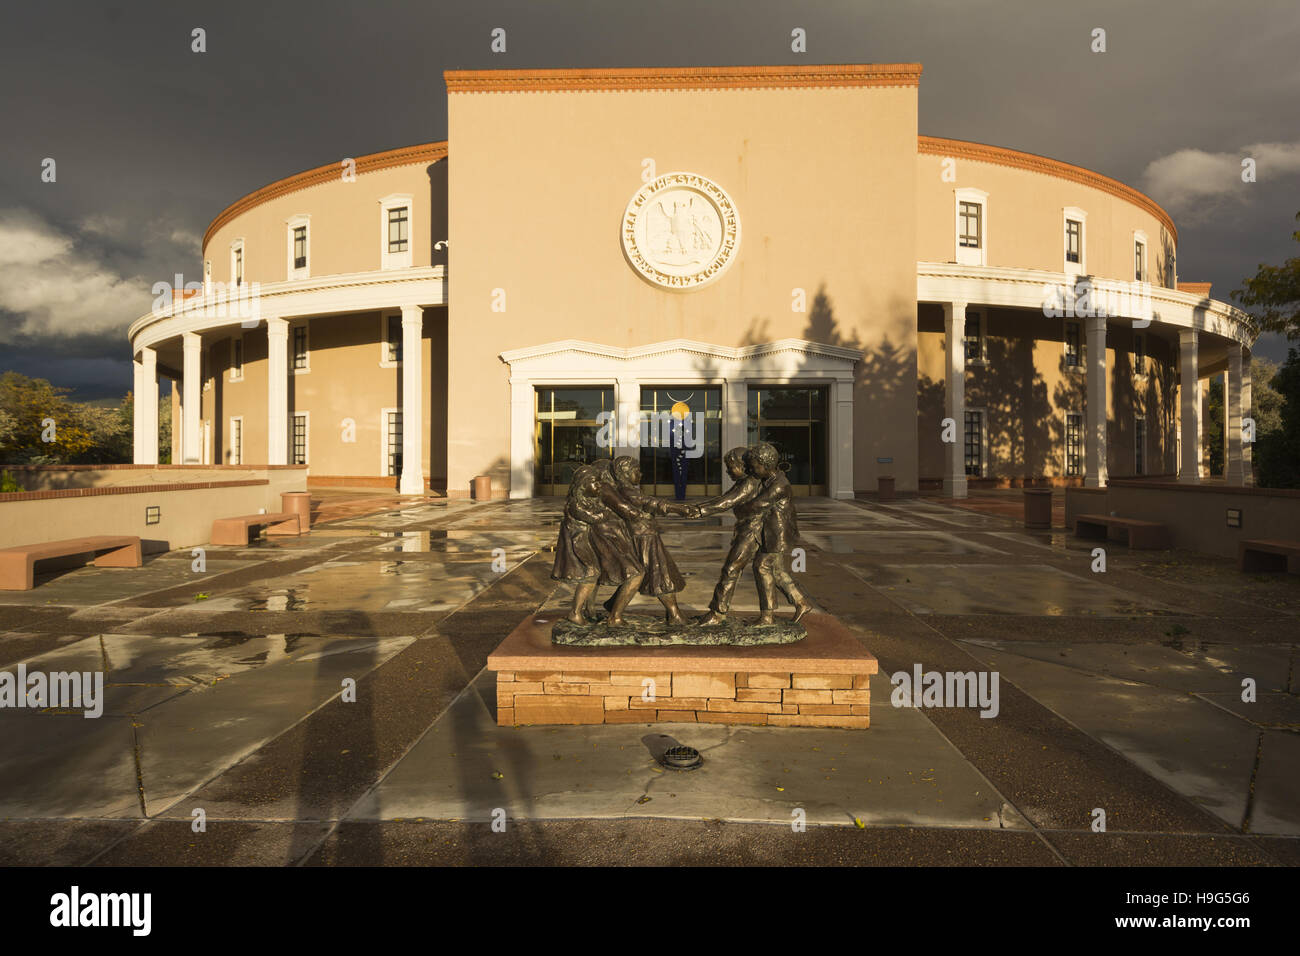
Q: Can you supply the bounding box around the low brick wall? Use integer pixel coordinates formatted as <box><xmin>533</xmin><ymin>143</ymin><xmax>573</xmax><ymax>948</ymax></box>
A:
<box><xmin>497</xmin><ymin>668</ymin><xmax>872</xmax><ymax>728</ymax></box>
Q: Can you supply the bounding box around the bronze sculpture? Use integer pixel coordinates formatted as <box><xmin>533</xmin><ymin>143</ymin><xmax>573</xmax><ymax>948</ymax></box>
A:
<box><xmin>550</xmin><ymin>443</ymin><xmax>815</xmax><ymax>645</ymax></box>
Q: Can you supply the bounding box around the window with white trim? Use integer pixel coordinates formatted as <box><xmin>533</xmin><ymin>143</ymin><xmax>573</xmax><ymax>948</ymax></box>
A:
<box><xmin>230</xmin><ymin>239</ymin><xmax>244</xmax><ymax>288</ymax></box>
<box><xmin>964</xmin><ymin>309</ymin><xmax>986</xmax><ymax>365</ymax></box>
<box><xmin>384</xmin><ymin>409</ymin><xmax>403</xmax><ymax>477</ymax></box>
<box><xmin>291</xmin><ymin>323</ymin><xmax>309</xmax><ymax>372</ymax></box>
<box><xmin>1133</xmin><ymin>332</ymin><xmax>1146</xmax><ymax>376</ymax></box>
<box><xmin>229</xmin><ymin>335</ymin><xmax>244</xmax><ymax>382</ymax></box>
<box><xmin>1133</xmin><ymin>231</ymin><xmax>1147</xmax><ymax>282</ymax></box>
<box><xmin>964</xmin><ymin>409</ymin><xmax>987</xmax><ymax>477</ymax></box>
<box><xmin>1064</xmin><ymin>320</ymin><xmax>1082</xmax><ymax>368</ymax></box>
<box><xmin>954</xmin><ymin>188</ymin><xmax>988</xmax><ymax>267</ymax></box>
<box><xmin>1063</xmin><ymin>207</ymin><xmax>1087</xmax><ymax>274</ymax></box>
<box><xmin>229</xmin><ymin>416</ymin><xmax>242</xmax><ymax>465</ymax></box>
<box><xmin>1065</xmin><ymin>412</ymin><xmax>1084</xmax><ymax>477</ymax></box>
<box><xmin>292</xmin><ymin>413</ymin><xmax>309</xmax><ymax>465</ymax></box>
<box><xmin>286</xmin><ymin>215</ymin><xmax>310</xmax><ymax>279</ymax></box>
<box><xmin>379</xmin><ymin>194</ymin><xmax>414</xmax><ymax>270</ymax></box>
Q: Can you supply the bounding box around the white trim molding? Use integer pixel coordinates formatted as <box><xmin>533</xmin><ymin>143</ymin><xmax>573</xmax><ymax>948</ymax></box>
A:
<box><xmin>954</xmin><ymin>187</ymin><xmax>988</xmax><ymax>267</ymax></box>
<box><xmin>230</xmin><ymin>237</ymin><xmax>245</xmax><ymax>289</ymax></box>
<box><xmin>499</xmin><ymin>338</ymin><xmax>861</xmax><ymax>500</ymax></box>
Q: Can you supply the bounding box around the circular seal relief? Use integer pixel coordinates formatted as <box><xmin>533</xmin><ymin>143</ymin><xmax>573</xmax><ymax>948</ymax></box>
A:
<box><xmin>621</xmin><ymin>172</ymin><xmax>741</xmax><ymax>291</ymax></box>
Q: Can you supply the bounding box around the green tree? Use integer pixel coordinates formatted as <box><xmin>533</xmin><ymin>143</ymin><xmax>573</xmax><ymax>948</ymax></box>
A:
<box><xmin>1254</xmin><ymin>349</ymin><xmax>1300</xmax><ymax>488</ymax></box>
<box><xmin>1234</xmin><ymin>211</ymin><xmax>1300</xmax><ymax>339</ymax></box>
<box><xmin>1204</xmin><ymin>376</ymin><xmax>1224</xmax><ymax>476</ymax></box>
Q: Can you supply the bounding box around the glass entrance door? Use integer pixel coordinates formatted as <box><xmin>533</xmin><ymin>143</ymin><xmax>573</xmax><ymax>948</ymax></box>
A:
<box><xmin>638</xmin><ymin>386</ymin><xmax>722</xmax><ymax>498</ymax></box>
<box><xmin>534</xmin><ymin>386</ymin><xmax>614</xmax><ymax>496</ymax></box>
<box><xmin>746</xmin><ymin>386</ymin><xmax>829</xmax><ymax>496</ymax></box>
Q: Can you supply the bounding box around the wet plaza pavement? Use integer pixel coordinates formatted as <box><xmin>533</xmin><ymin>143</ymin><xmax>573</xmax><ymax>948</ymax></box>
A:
<box><xmin>0</xmin><ymin>492</ymin><xmax>1297</xmax><ymax>866</ymax></box>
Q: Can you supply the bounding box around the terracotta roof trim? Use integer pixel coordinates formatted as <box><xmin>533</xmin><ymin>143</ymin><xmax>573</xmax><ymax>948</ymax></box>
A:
<box><xmin>919</xmin><ymin>135</ymin><xmax>1177</xmax><ymax>243</ymax></box>
<box><xmin>444</xmin><ymin>63</ymin><xmax>923</xmax><ymax>93</ymax></box>
<box><xmin>202</xmin><ymin>141</ymin><xmax>448</xmax><ymax>252</ymax></box>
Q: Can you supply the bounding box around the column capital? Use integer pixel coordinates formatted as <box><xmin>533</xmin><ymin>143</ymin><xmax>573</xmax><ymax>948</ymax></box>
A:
<box><xmin>400</xmin><ymin>303</ymin><xmax>424</xmax><ymax>324</ymax></box>
<box><xmin>1085</xmin><ymin>314</ymin><xmax>1108</xmax><ymax>334</ymax></box>
<box><xmin>942</xmin><ymin>300</ymin><xmax>969</xmax><ymax>320</ymax></box>
<box><xmin>266</xmin><ymin>315</ymin><xmax>288</xmax><ymax>336</ymax></box>
<box><xmin>1179</xmin><ymin>328</ymin><xmax>1198</xmax><ymax>347</ymax></box>
<box><xmin>181</xmin><ymin>330</ymin><xmax>202</xmax><ymax>350</ymax></box>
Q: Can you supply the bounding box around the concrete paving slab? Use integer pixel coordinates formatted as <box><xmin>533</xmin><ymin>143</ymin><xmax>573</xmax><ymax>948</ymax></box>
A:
<box><xmin>134</xmin><ymin>636</ymin><xmax>415</xmax><ymax>816</ymax></box>
<box><xmin>967</xmin><ymin>645</ymin><xmax>1269</xmax><ymax>832</ymax></box>
<box><xmin>0</xmin><ymin>559</ymin><xmax>248</xmax><ymax>607</ymax></box>
<box><xmin>347</xmin><ymin>670</ymin><xmax>1027</xmax><ymax>830</ymax></box>
<box><xmin>957</xmin><ymin>639</ymin><xmax>1295</xmax><ymax>694</ymax></box>
<box><xmin>1249</xmin><ymin>731</ymin><xmax>1300</xmax><ymax>835</ymax></box>
<box><xmin>856</xmin><ymin>563</ymin><xmax>1179</xmax><ymax>616</ymax></box>
<box><xmin>0</xmin><ymin>713</ymin><xmax>142</xmax><ymax>817</ymax></box>
<box><xmin>0</xmin><ymin>820</ymin><xmax>139</xmax><ymax>865</ymax></box>
<box><xmin>800</xmin><ymin>530</ymin><xmax>1007</xmax><ymax>555</ymax></box>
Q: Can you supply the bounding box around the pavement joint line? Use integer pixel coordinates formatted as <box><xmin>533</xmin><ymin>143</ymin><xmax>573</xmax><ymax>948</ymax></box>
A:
<box><xmin>1190</xmin><ymin>689</ymin><xmax>1300</xmax><ymax>731</ymax></box>
<box><xmin>1240</xmin><ymin>731</ymin><xmax>1265</xmax><ymax>834</ymax></box>
<box><xmin>824</xmin><ymin>552</ymin><xmax>1219</xmax><ymax>859</ymax></box>
<box><xmin>288</xmin><ymin>558</ymin><xmax>556</xmax><ymax>867</ymax></box>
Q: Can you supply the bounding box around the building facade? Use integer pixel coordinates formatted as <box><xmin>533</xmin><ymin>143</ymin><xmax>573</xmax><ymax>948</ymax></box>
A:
<box><xmin>128</xmin><ymin>63</ymin><xmax>1258</xmax><ymax>498</ymax></box>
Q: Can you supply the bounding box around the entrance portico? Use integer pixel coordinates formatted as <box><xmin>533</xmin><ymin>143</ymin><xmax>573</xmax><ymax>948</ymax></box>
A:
<box><xmin>500</xmin><ymin>339</ymin><xmax>860</xmax><ymax>499</ymax></box>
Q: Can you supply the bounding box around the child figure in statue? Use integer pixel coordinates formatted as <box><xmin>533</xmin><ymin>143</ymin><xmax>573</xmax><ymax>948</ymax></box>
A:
<box><xmin>584</xmin><ymin>460</ymin><xmax>646</xmax><ymax>625</ymax></box>
<box><xmin>551</xmin><ymin>465</ymin><xmax>608</xmax><ymax>624</ymax></box>
<box><xmin>609</xmin><ymin>455</ymin><xmax>690</xmax><ymax>624</ymax></box>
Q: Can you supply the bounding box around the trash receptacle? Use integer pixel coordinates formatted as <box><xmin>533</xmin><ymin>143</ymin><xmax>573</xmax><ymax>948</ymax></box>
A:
<box><xmin>471</xmin><ymin>475</ymin><xmax>492</xmax><ymax>501</ymax></box>
<box><xmin>878</xmin><ymin>475</ymin><xmax>896</xmax><ymax>502</ymax></box>
<box><xmin>1023</xmin><ymin>488</ymin><xmax>1053</xmax><ymax>529</ymax></box>
<box><xmin>281</xmin><ymin>491</ymin><xmax>313</xmax><ymax>531</ymax></box>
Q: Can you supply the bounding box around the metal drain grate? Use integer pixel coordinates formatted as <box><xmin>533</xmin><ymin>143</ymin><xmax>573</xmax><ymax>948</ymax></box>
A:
<box><xmin>661</xmin><ymin>745</ymin><xmax>703</xmax><ymax>771</ymax></box>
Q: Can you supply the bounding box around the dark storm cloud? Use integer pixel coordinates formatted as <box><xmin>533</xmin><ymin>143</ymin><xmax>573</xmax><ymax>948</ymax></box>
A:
<box><xmin>1</xmin><ymin>0</ymin><xmax>1297</xmax><ymax>399</ymax></box>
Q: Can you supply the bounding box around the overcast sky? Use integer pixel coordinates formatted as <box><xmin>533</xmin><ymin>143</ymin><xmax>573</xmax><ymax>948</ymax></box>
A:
<box><xmin>1</xmin><ymin>0</ymin><xmax>1297</xmax><ymax>399</ymax></box>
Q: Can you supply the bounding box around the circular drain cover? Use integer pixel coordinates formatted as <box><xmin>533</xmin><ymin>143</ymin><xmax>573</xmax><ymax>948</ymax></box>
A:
<box><xmin>661</xmin><ymin>745</ymin><xmax>703</xmax><ymax>771</ymax></box>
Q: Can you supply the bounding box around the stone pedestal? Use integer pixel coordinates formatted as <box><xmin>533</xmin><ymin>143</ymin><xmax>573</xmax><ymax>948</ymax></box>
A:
<box><xmin>487</xmin><ymin>612</ymin><xmax>878</xmax><ymax>729</ymax></box>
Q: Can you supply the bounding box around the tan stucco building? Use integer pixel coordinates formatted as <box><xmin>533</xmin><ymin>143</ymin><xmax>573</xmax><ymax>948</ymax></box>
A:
<box><xmin>128</xmin><ymin>63</ymin><xmax>1258</xmax><ymax>498</ymax></box>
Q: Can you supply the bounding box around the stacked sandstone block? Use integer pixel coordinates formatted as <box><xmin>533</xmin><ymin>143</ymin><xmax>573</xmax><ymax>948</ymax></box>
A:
<box><xmin>496</xmin><ymin>669</ymin><xmax>872</xmax><ymax>728</ymax></box>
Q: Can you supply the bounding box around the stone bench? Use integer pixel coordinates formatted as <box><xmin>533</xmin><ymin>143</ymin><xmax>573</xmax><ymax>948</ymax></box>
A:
<box><xmin>1239</xmin><ymin>539</ymin><xmax>1300</xmax><ymax>574</ymax></box>
<box><xmin>1073</xmin><ymin>513</ymin><xmax>1171</xmax><ymax>550</ymax></box>
<box><xmin>0</xmin><ymin>535</ymin><xmax>142</xmax><ymax>591</ymax></box>
<box><xmin>211</xmin><ymin>512</ymin><xmax>301</xmax><ymax>546</ymax></box>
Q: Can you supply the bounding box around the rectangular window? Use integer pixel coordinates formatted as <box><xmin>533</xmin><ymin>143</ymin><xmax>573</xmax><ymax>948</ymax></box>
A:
<box><xmin>387</xmin><ymin>315</ymin><xmax>402</xmax><ymax>363</ymax></box>
<box><xmin>964</xmin><ymin>312</ymin><xmax>983</xmax><ymax>364</ymax></box>
<box><xmin>388</xmin><ymin>207</ymin><xmax>409</xmax><ymax>253</ymax></box>
<box><xmin>387</xmin><ymin>411</ymin><xmax>403</xmax><ymax>477</ymax></box>
<box><xmin>292</xmin><ymin>325</ymin><xmax>308</xmax><ymax>370</ymax></box>
<box><xmin>1133</xmin><ymin>332</ymin><xmax>1146</xmax><ymax>374</ymax></box>
<box><xmin>1065</xmin><ymin>321</ymin><xmax>1081</xmax><ymax>367</ymax></box>
<box><xmin>292</xmin><ymin>415</ymin><xmax>307</xmax><ymax>465</ymax></box>
<box><xmin>230</xmin><ymin>336</ymin><xmax>243</xmax><ymax>381</ymax></box>
<box><xmin>1134</xmin><ymin>241</ymin><xmax>1145</xmax><ymax>282</ymax></box>
<box><xmin>964</xmin><ymin>410</ymin><xmax>984</xmax><ymax>477</ymax></box>
<box><xmin>959</xmin><ymin>202</ymin><xmax>982</xmax><ymax>249</ymax></box>
<box><xmin>1065</xmin><ymin>219</ymin><xmax>1082</xmax><ymax>264</ymax></box>
<box><xmin>1134</xmin><ymin>417</ymin><xmax>1146</xmax><ymax>476</ymax></box>
<box><xmin>1066</xmin><ymin>413</ymin><xmax>1083</xmax><ymax>477</ymax></box>
<box><xmin>234</xmin><ymin>246</ymin><xmax>243</xmax><ymax>286</ymax></box>
<box><xmin>230</xmin><ymin>417</ymin><xmax>242</xmax><ymax>466</ymax></box>
<box><xmin>293</xmin><ymin>226</ymin><xmax>307</xmax><ymax>270</ymax></box>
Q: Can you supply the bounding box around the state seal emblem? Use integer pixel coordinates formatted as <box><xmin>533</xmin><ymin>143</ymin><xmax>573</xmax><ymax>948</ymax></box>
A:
<box><xmin>621</xmin><ymin>172</ymin><xmax>740</xmax><ymax>291</ymax></box>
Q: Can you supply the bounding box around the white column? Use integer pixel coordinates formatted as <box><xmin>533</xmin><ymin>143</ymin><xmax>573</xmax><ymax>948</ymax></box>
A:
<box><xmin>1084</xmin><ymin>315</ymin><xmax>1108</xmax><ymax>488</ymax></box>
<box><xmin>132</xmin><ymin>346</ymin><xmax>159</xmax><ymax>464</ymax></box>
<box><xmin>1226</xmin><ymin>346</ymin><xmax>1244</xmax><ymax>485</ymax></box>
<box><xmin>943</xmin><ymin>300</ymin><xmax>967</xmax><ymax>498</ymax></box>
<box><xmin>1178</xmin><ymin>330</ymin><xmax>1199</xmax><ymax>484</ymax></box>
<box><xmin>266</xmin><ymin>317</ymin><xmax>288</xmax><ymax>465</ymax></box>
<box><xmin>1241</xmin><ymin>356</ymin><xmax>1253</xmax><ymax>485</ymax></box>
<box><xmin>721</xmin><ymin>381</ymin><xmax>747</xmax><ymax>491</ymax></box>
<box><xmin>833</xmin><ymin>378</ymin><xmax>855</xmax><ymax>499</ymax></box>
<box><xmin>509</xmin><ymin>380</ymin><xmax>535</xmax><ymax>499</ymax></box>
<box><xmin>398</xmin><ymin>304</ymin><xmax>426</xmax><ymax>495</ymax></box>
<box><xmin>181</xmin><ymin>332</ymin><xmax>202</xmax><ymax>465</ymax></box>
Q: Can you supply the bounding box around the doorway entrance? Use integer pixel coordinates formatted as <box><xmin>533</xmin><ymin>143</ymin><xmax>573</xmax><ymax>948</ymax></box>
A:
<box><xmin>533</xmin><ymin>386</ymin><xmax>614</xmax><ymax>496</ymax></box>
<box><xmin>746</xmin><ymin>386</ymin><xmax>829</xmax><ymax>495</ymax></box>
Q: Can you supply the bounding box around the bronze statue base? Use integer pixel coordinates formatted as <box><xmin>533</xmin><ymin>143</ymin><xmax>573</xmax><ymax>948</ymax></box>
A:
<box><xmin>552</xmin><ymin>613</ymin><xmax>806</xmax><ymax>647</ymax></box>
